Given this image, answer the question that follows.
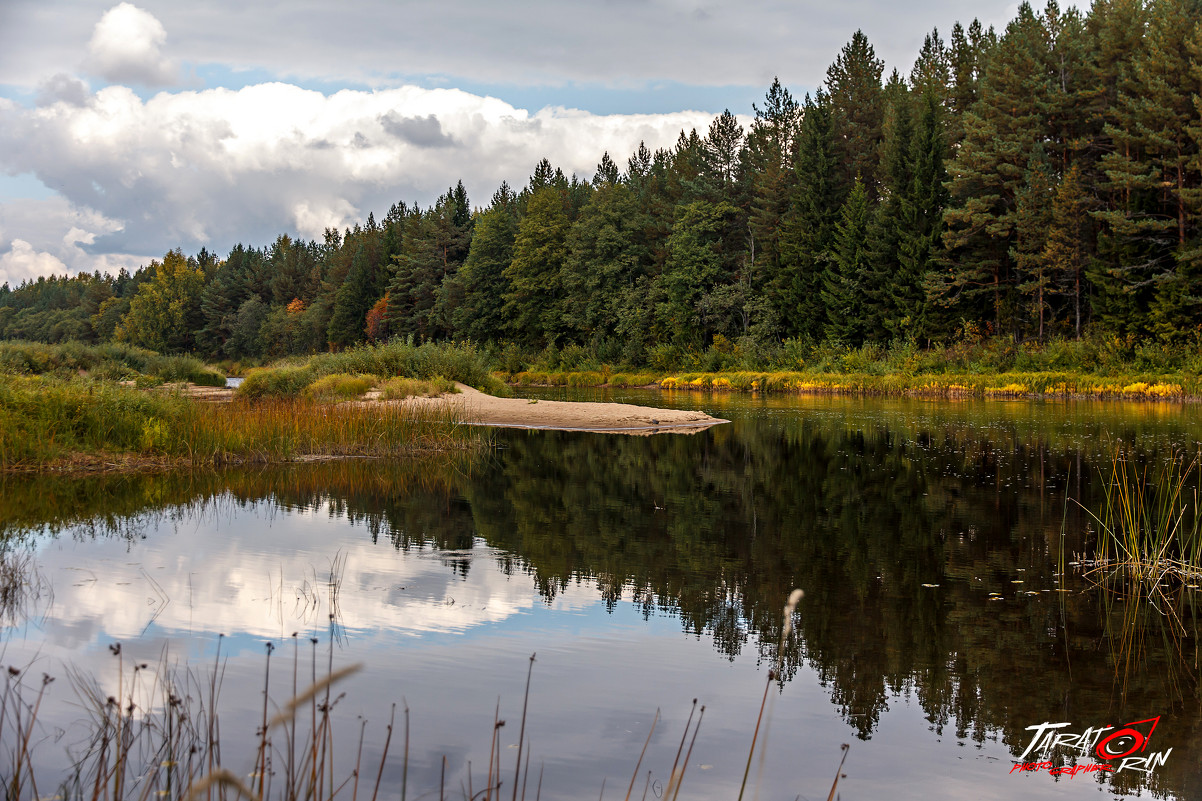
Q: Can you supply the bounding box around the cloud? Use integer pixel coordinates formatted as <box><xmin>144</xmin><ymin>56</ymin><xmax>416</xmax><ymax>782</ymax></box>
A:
<box><xmin>36</xmin><ymin>73</ymin><xmax>93</xmax><ymax>108</ymax></box>
<box><xmin>380</xmin><ymin>112</ymin><xmax>455</xmax><ymax>148</ymax></box>
<box><xmin>0</xmin><ymin>81</ymin><xmax>723</xmax><ymax>277</ymax></box>
<box><xmin>84</xmin><ymin>3</ymin><xmax>178</xmax><ymax>86</ymax></box>
<box><xmin>1</xmin><ymin>0</ymin><xmax>1029</xmax><ymax>95</ymax></box>
<box><xmin>0</xmin><ymin>240</ymin><xmax>69</xmax><ymax>285</ymax></box>
<box><xmin>0</xmin><ymin>196</ymin><xmax>144</xmax><ymax>284</ymax></box>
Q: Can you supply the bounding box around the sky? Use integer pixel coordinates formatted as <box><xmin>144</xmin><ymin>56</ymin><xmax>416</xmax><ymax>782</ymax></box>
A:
<box><xmin>0</xmin><ymin>0</ymin><xmax>1027</xmax><ymax>286</ymax></box>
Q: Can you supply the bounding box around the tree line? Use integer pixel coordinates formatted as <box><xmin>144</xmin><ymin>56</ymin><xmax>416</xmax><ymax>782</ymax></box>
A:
<box><xmin>2</xmin><ymin>0</ymin><xmax>1200</xmax><ymax>365</ymax></box>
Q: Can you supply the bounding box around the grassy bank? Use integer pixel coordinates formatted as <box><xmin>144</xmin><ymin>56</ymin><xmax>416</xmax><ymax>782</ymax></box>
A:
<box><xmin>243</xmin><ymin>339</ymin><xmax>509</xmax><ymax>399</ymax></box>
<box><xmin>0</xmin><ymin>374</ymin><xmax>477</xmax><ymax>472</ymax></box>
<box><xmin>0</xmin><ymin>340</ymin><xmax>225</xmax><ymax>386</ymax></box>
<box><xmin>505</xmin><ymin>368</ymin><xmax>1199</xmax><ymax>401</ymax></box>
<box><xmin>496</xmin><ymin>334</ymin><xmax>1202</xmax><ymax>400</ymax></box>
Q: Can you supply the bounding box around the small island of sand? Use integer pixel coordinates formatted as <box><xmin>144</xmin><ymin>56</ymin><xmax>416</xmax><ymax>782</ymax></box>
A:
<box><xmin>379</xmin><ymin>383</ymin><xmax>728</xmax><ymax>435</ymax></box>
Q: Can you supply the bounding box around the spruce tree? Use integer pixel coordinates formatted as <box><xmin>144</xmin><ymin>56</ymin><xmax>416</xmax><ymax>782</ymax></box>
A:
<box><xmin>744</xmin><ymin>80</ymin><xmax>800</xmax><ymax>316</ymax></box>
<box><xmin>826</xmin><ymin>31</ymin><xmax>885</xmax><ymax>196</ymax></box>
<box><xmin>823</xmin><ymin>180</ymin><xmax>871</xmax><ymax>344</ymax></box>
<box><xmin>779</xmin><ymin>91</ymin><xmax>844</xmax><ymax>340</ymax></box>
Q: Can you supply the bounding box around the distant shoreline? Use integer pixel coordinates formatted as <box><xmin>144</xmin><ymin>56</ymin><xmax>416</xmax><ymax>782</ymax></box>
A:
<box><xmin>502</xmin><ymin>369</ymin><xmax>1202</xmax><ymax>403</ymax></box>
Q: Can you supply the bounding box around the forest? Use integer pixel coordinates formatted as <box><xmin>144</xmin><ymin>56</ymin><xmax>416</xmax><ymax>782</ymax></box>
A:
<box><xmin>2</xmin><ymin>0</ymin><xmax>1200</xmax><ymax>370</ymax></box>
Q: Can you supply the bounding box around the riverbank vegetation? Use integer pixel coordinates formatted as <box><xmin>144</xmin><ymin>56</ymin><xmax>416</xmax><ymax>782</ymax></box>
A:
<box><xmin>0</xmin><ymin>374</ymin><xmax>477</xmax><ymax>472</ymax></box>
<box><xmin>4</xmin><ymin>1</ymin><xmax>1202</xmax><ymax>376</ymax></box>
<box><xmin>500</xmin><ymin>334</ymin><xmax>1202</xmax><ymax>400</ymax></box>
<box><xmin>1089</xmin><ymin>450</ymin><xmax>1202</xmax><ymax>585</ymax></box>
<box><xmin>0</xmin><ymin>341</ymin><xmax>497</xmax><ymax>472</ymax></box>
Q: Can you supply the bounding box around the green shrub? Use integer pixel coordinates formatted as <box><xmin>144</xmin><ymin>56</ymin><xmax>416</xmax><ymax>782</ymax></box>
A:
<box><xmin>305</xmin><ymin>373</ymin><xmax>375</xmax><ymax>400</ymax></box>
<box><xmin>236</xmin><ymin>366</ymin><xmax>316</xmax><ymax>400</ymax></box>
<box><xmin>379</xmin><ymin>376</ymin><xmax>459</xmax><ymax>400</ymax></box>
<box><xmin>188</xmin><ymin>368</ymin><xmax>228</xmax><ymax>387</ymax></box>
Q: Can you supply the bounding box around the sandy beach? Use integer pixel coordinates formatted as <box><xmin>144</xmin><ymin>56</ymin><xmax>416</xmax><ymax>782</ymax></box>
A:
<box><xmin>381</xmin><ymin>383</ymin><xmax>727</xmax><ymax>435</ymax></box>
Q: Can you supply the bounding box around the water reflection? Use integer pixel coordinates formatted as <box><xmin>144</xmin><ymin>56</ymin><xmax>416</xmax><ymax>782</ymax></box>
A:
<box><xmin>1</xmin><ymin>393</ymin><xmax>1200</xmax><ymax>799</ymax></box>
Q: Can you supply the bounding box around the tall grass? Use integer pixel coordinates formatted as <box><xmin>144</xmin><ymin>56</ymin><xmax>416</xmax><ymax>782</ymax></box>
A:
<box><xmin>0</xmin><ymin>341</ymin><xmax>225</xmax><ymax>386</ymax></box>
<box><xmin>1087</xmin><ymin>449</ymin><xmax>1202</xmax><ymax>584</ymax></box>
<box><xmin>295</xmin><ymin>340</ymin><xmax>507</xmax><ymax>395</ymax></box>
<box><xmin>241</xmin><ymin>341</ymin><xmax>510</xmax><ymax>400</ymax></box>
<box><xmin>0</xmin><ymin>375</ymin><xmax>478</xmax><ymax>470</ymax></box>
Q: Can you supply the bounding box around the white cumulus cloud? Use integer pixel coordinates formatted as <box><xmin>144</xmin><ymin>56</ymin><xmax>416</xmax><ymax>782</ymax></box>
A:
<box><xmin>84</xmin><ymin>3</ymin><xmax>179</xmax><ymax>86</ymax></box>
<box><xmin>0</xmin><ymin>81</ymin><xmax>724</xmax><ymax>281</ymax></box>
<box><xmin>0</xmin><ymin>239</ymin><xmax>69</xmax><ymax>286</ymax></box>
<box><xmin>0</xmin><ymin>195</ymin><xmax>142</xmax><ymax>284</ymax></box>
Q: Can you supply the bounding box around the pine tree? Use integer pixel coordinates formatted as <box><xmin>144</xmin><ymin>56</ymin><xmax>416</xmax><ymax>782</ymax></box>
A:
<box><xmin>826</xmin><ymin>31</ymin><xmax>885</xmax><ymax>196</ymax></box>
<box><xmin>744</xmin><ymin>79</ymin><xmax>800</xmax><ymax>314</ymax></box>
<box><xmin>1041</xmin><ymin>164</ymin><xmax>1092</xmax><ymax>337</ymax></box>
<box><xmin>1091</xmin><ymin>0</ymin><xmax>1201</xmax><ymax>335</ymax></box>
<box><xmin>1011</xmin><ymin>147</ymin><xmax>1056</xmax><ymax>340</ymax></box>
<box><xmin>823</xmin><ymin>180</ymin><xmax>871</xmax><ymax>344</ymax></box>
<box><xmin>939</xmin><ymin>2</ymin><xmax>1059</xmax><ymax>337</ymax></box>
<box><xmin>779</xmin><ymin>91</ymin><xmax>844</xmax><ymax>340</ymax></box>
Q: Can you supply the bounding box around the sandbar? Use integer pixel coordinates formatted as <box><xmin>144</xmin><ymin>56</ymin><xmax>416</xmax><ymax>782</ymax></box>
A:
<box><xmin>384</xmin><ymin>384</ymin><xmax>728</xmax><ymax>435</ymax></box>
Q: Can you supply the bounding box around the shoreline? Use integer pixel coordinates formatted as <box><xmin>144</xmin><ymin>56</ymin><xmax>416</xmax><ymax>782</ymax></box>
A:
<box><xmin>503</xmin><ymin>369</ymin><xmax>1201</xmax><ymax>403</ymax></box>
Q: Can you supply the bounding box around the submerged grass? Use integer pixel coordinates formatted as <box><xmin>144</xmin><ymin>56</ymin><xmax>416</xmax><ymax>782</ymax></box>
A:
<box><xmin>0</xmin><ymin>374</ymin><xmax>477</xmax><ymax>471</ymax></box>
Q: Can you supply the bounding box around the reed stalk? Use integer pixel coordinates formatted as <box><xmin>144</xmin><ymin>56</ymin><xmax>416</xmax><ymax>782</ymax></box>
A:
<box><xmin>1087</xmin><ymin>448</ymin><xmax>1202</xmax><ymax>585</ymax></box>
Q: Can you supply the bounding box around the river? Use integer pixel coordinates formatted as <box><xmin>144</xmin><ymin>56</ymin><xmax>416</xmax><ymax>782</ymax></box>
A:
<box><xmin>1</xmin><ymin>389</ymin><xmax>1199</xmax><ymax>800</ymax></box>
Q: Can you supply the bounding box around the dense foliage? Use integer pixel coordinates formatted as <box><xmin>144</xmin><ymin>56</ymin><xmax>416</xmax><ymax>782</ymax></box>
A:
<box><xmin>3</xmin><ymin>0</ymin><xmax>1201</xmax><ymax>364</ymax></box>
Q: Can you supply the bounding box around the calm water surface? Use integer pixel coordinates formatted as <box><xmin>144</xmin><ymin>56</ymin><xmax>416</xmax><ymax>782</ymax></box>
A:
<box><xmin>1</xmin><ymin>390</ymin><xmax>1200</xmax><ymax>800</ymax></box>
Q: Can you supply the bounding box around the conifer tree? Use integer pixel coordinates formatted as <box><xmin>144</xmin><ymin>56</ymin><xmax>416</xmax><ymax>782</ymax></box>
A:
<box><xmin>1091</xmin><ymin>0</ymin><xmax>1201</xmax><ymax>335</ymax></box>
<box><xmin>744</xmin><ymin>80</ymin><xmax>800</xmax><ymax>310</ymax></box>
<box><xmin>823</xmin><ymin>180</ymin><xmax>871</xmax><ymax>344</ymax></box>
<box><xmin>504</xmin><ymin>186</ymin><xmax>571</xmax><ymax>347</ymax></box>
<box><xmin>452</xmin><ymin>189</ymin><xmax>516</xmax><ymax>343</ymax></box>
<box><xmin>939</xmin><ymin>2</ymin><xmax>1058</xmax><ymax>337</ymax></box>
<box><xmin>1011</xmin><ymin>147</ymin><xmax>1056</xmax><ymax>340</ymax></box>
<box><xmin>894</xmin><ymin>86</ymin><xmax>949</xmax><ymax>341</ymax></box>
<box><xmin>779</xmin><ymin>91</ymin><xmax>843</xmax><ymax>340</ymax></box>
<box><xmin>826</xmin><ymin>31</ymin><xmax>885</xmax><ymax>196</ymax></box>
<box><xmin>327</xmin><ymin>244</ymin><xmax>376</xmax><ymax>347</ymax></box>
<box><xmin>863</xmin><ymin>72</ymin><xmax>913</xmax><ymax>342</ymax></box>
<box><xmin>1041</xmin><ymin>164</ymin><xmax>1092</xmax><ymax>337</ymax></box>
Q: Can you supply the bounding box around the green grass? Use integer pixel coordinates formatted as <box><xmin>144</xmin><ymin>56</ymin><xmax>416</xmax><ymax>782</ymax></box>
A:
<box><xmin>1088</xmin><ymin>449</ymin><xmax>1202</xmax><ymax>583</ymax></box>
<box><xmin>0</xmin><ymin>374</ymin><xmax>477</xmax><ymax>470</ymax></box>
<box><xmin>304</xmin><ymin>372</ymin><xmax>376</xmax><ymax>400</ymax></box>
<box><xmin>236</xmin><ymin>366</ymin><xmax>317</xmax><ymax>400</ymax></box>
<box><xmin>378</xmin><ymin>375</ymin><xmax>458</xmax><ymax>400</ymax></box>
<box><xmin>249</xmin><ymin>340</ymin><xmax>512</xmax><ymax>398</ymax></box>
<box><xmin>498</xmin><ymin>367</ymin><xmax>1196</xmax><ymax>401</ymax></box>
<box><xmin>0</xmin><ymin>340</ymin><xmax>227</xmax><ymax>386</ymax></box>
